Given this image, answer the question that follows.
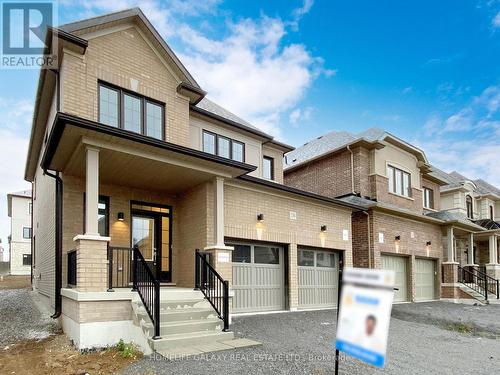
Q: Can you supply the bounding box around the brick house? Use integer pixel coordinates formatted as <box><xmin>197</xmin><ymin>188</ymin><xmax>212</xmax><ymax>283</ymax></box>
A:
<box><xmin>284</xmin><ymin>128</ymin><xmax>499</xmax><ymax>303</ymax></box>
<box><xmin>24</xmin><ymin>9</ymin><xmax>363</xmax><ymax>354</ymax></box>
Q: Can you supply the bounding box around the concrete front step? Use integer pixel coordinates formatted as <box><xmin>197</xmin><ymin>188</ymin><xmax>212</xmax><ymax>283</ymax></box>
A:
<box><xmin>136</xmin><ymin>307</ymin><xmax>216</xmax><ymax>322</ymax></box>
<box><xmin>459</xmin><ymin>285</ymin><xmax>487</xmax><ymax>303</ymax></box>
<box><xmin>156</xmin><ymin>338</ymin><xmax>262</xmax><ymax>358</ymax></box>
<box><xmin>148</xmin><ymin>330</ymin><xmax>234</xmax><ymax>351</ymax></box>
<box><xmin>159</xmin><ymin>288</ymin><xmax>205</xmax><ymax>301</ymax></box>
<box><xmin>142</xmin><ymin>317</ymin><xmax>223</xmax><ymax>336</ymax></box>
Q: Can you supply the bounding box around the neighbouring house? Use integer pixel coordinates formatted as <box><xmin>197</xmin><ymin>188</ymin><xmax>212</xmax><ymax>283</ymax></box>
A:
<box><xmin>425</xmin><ymin>169</ymin><xmax>500</xmax><ymax>299</ymax></box>
<box><xmin>284</xmin><ymin>128</ymin><xmax>500</xmax><ymax>303</ymax></box>
<box><xmin>24</xmin><ymin>8</ymin><xmax>363</xmax><ymax>353</ymax></box>
<box><xmin>7</xmin><ymin>190</ymin><xmax>33</xmax><ymax>276</ymax></box>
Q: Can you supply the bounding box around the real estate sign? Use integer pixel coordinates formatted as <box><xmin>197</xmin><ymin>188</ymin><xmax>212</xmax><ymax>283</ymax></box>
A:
<box><xmin>335</xmin><ymin>268</ymin><xmax>395</xmax><ymax>368</ymax></box>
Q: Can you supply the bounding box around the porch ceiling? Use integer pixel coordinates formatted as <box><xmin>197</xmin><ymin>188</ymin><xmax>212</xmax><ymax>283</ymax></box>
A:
<box><xmin>42</xmin><ymin>113</ymin><xmax>257</xmax><ymax>193</ymax></box>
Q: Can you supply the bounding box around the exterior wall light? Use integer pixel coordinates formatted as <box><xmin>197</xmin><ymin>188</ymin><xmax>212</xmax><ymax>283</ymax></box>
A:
<box><xmin>426</xmin><ymin>241</ymin><xmax>432</xmax><ymax>246</ymax></box>
<box><xmin>117</xmin><ymin>212</ymin><xmax>124</xmax><ymax>221</ymax></box>
<box><xmin>257</xmin><ymin>213</ymin><xmax>264</xmax><ymax>222</ymax></box>
<box><xmin>395</xmin><ymin>235</ymin><xmax>401</xmax><ymax>241</ymax></box>
<box><xmin>321</xmin><ymin>225</ymin><xmax>327</xmax><ymax>232</ymax></box>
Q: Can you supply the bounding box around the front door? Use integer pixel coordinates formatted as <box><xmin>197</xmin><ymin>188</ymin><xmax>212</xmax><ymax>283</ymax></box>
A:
<box><xmin>131</xmin><ymin>202</ymin><xmax>172</xmax><ymax>282</ymax></box>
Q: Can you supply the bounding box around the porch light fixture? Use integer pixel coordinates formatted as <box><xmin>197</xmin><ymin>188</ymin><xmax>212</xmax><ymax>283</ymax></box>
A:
<box><xmin>117</xmin><ymin>212</ymin><xmax>124</xmax><ymax>221</ymax></box>
<box><xmin>426</xmin><ymin>241</ymin><xmax>432</xmax><ymax>246</ymax></box>
<box><xmin>395</xmin><ymin>235</ymin><xmax>401</xmax><ymax>241</ymax></box>
<box><xmin>321</xmin><ymin>225</ymin><xmax>327</xmax><ymax>232</ymax></box>
<box><xmin>257</xmin><ymin>213</ymin><xmax>264</xmax><ymax>222</ymax></box>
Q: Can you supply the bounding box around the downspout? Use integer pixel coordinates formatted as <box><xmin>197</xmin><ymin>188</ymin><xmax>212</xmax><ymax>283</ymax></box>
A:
<box><xmin>346</xmin><ymin>145</ymin><xmax>355</xmax><ymax>194</ymax></box>
<box><xmin>362</xmin><ymin>211</ymin><xmax>372</xmax><ymax>268</ymax></box>
<box><xmin>44</xmin><ymin>170</ymin><xmax>63</xmax><ymax>319</ymax></box>
<box><xmin>30</xmin><ymin>187</ymin><xmax>33</xmax><ymax>286</ymax></box>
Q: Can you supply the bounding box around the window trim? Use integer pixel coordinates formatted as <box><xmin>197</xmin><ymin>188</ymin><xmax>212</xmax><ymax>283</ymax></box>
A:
<box><xmin>263</xmin><ymin>156</ymin><xmax>275</xmax><ymax>181</ymax></box>
<box><xmin>387</xmin><ymin>164</ymin><xmax>412</xmax><ymax>197</ymax></box>
<box><xmin>423</xmin><ymin>187</ymin><xmax>434</xmax><ymax>209</ymax></box>
<box><xmin>23</xmin><ymin>227</ymin><xmax>32</xmax><ymax>239</ymax></box>
<box><xmin>466</xmin><ymin>195</ymin><xmax>473</xmax><ymax>219</ymax></box>
<box><xmin>202</xmin><ymin>130</ymin><xmax>246</xmax><ymax>162</ymax></box>
<box><xmin>98</xmin><ymin>81</ymin><xmax>165</xmax><ymax>141</ymax></box>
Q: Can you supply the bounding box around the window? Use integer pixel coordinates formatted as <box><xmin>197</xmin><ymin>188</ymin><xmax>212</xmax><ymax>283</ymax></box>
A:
<box><xmin>466</xmin><ymin>195</ymin><xmax>473</xmax><ymax>219</ymax></box>
<box><xmin>98</xmin><ymin>82</ymin><xmax>165</xmax><ymax>140</ymax></box>
<box><xmin>387</xmin><ymin>165</ymin><xmax>411</xmax><ymax>197</ymax></box>
<box><xmin>490</xmin><ymin>206</ymin><xmax>494</xmax><ymax>220</ymax></box>
<box><xmin>232</xmin><ymin>141</ymin><xmax>244</xmax><ymax>162</ymax></box>
<box><xmin>29</xmin><ymin>202</ymin><xmax>32</xmax><ymax>214</ymax></box>
<box><xmin>146</xmin><ymin>102</ymin><xmax>163</xmax><ymax>140</ymax></box>
<box><xmin>202</xmin><ymin>130</ymin><xmax>245</xmax><ymax>162</ymax></box>
<box><xmin>218</xmin><ymin>136</ymin><xmax>231</xmax><ymax>159</ymax></box>
<box><xmin>99</xmin><ymin>85</ymin><xmax>119</xmax><ymax>127</ymax></box>
<box><xmin>23</xmin><ymin>227</ymin><xmax>31</xmax><ymax>239</ymax></box>
<box><xmin>97</xmin><ymin>197</ymin><xmax>110</xmax><ymax>237</ymax></box>
<box><xmin>233</xmin><ymin>245</ymin><xmax>251</xmax><ymax>263</ymax></box>
<box><xmin>298</xmin><ymin>250</ymin><xmax>315</xmax><ymax>266</ymax></box>
<box><xmin>423</xmin><ymin>187</ymin><xmax>434</xmax><ymax>209</ymax></box>
<box><xmin>123</xmin><ymin>93</ymin><xmax>142</xmax><ymax>133</ymax></box>
<box><xmin>22</xmin><ymin>254</ymin><xmax>32</xmax><ymax>266</ymax></box>
<box><xmin>263</xmin><ymin>156</ymin><xmax>274</xmax><ymax>180</ymax></box>
<box><xmin>203</xmin><ymin>131</ymin><xmax>216</xmax><ymax>154</ymax></box>
<box><xmin>254</xmin><ymin>246</ymin><xmax>279</xmax><ymax>264</ymax></box>
<box><xmin>316</xmin><ymin>252</ymin><xmax>335</xmax><ymax>268</ymax></box>
<box><xmin>83</xmin><ymin>195</ymin><xmax>109</xmax><ymax>236</ymax></box>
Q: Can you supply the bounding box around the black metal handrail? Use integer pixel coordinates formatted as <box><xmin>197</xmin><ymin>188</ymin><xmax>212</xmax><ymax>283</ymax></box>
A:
<box><xmin>132</xmin><ymin>246</ymin><xmax>160</xmax><ymax>339</ymax></box>
<box><xmin>469</xmin><ymin>265</ymin><xmax>499</xmax><ymax>299</ymax></box>
<box><xmin>458</xmin><ymin>265</ymin><xmax>499</xmax><ymax>300</ymax></box>
<box><xmin>194</xmin><ymin>249</ymin><xmax>230</xmax><ymax>331</ymax></box>
<box><xmin>67</xmin><ymin>249</ymin><xmax>77</xmax><ymax>287</ymax></box>
<box><xmin>107</xmin><ymin>246</ymin><xmax>133</xmax><ymax>291</ymax></box>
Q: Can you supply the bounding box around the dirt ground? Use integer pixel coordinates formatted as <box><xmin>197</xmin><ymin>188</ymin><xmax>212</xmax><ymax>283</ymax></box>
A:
<box><xmin>0</xmin><ymin>275</ymin><xmax>31</xmax><ymax>289</ymax></box>
<box><xmin>0</xmin><ymin>334</ymin><xmax>142</xmax><ymax>375</ymax></box>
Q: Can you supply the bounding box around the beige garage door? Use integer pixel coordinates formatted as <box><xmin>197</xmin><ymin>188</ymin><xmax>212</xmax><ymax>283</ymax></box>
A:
<box><xmin>415</xmin><ymin>259</ymin><xmax>436</xmax><ymax>301</ymax></box>
<box><xmin>297</xmin><ymin>249</ymin><xmax>339</xmax><ymax>309</ymax></box>
<box><xmin>381</xmin><ymin>255</ymin><xmax>408</xmax><ymax>302</ymax></box>
<box><xmin>231</xmin><ymin>243</ymin><xmax>285</xmax><ymax>313</ymax></box>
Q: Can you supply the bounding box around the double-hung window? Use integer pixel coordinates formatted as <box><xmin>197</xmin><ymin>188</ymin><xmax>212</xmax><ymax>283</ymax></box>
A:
<box><xmin>466</xmin><ymin>195</ymin><xmax>473</xmax><ymax>219</ymax></box>
<box><xmin>98</xmin><ymin>82</ymin><xmax>165</xmax><ymax>140</ymax></box>
<box><xmin>423</xmin><ymin>187</ymin><xmax>434</xmax><ymax>209</ymax></box>
<box><xmin>23</xmin><ymin>227</ymin><xmax>31</xmax><ymax>239</ymax></box>
<box><xmin>387</xmin><ymin>165</ymin><xmax>411</xmax><ymax>197</ymax></box>
<box><xmin>263</xmin><ymin>156</ymin><xmax>274</xmax><ymax>180</ymax></box>
<box><xmin>202</xmin><ymin>130</ymin><xmax>246</xmax><ymax>162</ymax></box>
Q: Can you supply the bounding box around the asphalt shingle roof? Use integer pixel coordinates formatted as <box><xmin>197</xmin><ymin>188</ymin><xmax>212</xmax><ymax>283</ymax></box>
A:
<box><xmin>425</xmin><ymin>210</ymin><xmax>485</xmax><ymax>230</ymax></box>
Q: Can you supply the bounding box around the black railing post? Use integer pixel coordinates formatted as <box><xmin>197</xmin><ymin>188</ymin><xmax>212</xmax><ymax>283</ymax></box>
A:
<box><xmin>222</xmin><ymin>280</ymin><xmax>230</xmax><ymax>332</ymax></box>
<box><xmin>485</xmin><ymin>274</ymin><xmax>488</xmax><ymax>301</ymax></box>
<box><xmin>153</xmin><ymin>281</ymin><xmax>161</xmax><ymax>339</ymax></box>
<box><xmin>496</xmin><ymin>280</ymin><xmax>499</xmax><ymax>299</ymax></box>
<box><xmin>194</xmin><ymin>250</ymin><xmax>200</xmax><ymax>290</ymax></box>
<box><xmin>107</xmin><ymin>246</ymin><xmax>114</xmax><ymax>292</ymax></box>
<box><xmin>131</xmin><ymin>247</ymin><xmax>137</xmax><ymax>292</ymax></box>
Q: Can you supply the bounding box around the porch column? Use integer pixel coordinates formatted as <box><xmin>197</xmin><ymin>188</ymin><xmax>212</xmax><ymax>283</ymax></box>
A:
<box><xmin>446</xmin><ymin>227</ymin><xmax>455</xmax><ymax>263</ymax></box>
<box><xmin>214</xmin><ymin>176</ymin><xmax>225</xmax><ymax>247</ymax></box>
<box><xmin>467</xmin><ymin>232</ymin><xmax>475</xmax><ymax>265</ymax></box>
<box><xmin>488</xmin><ymin>235</ymin><xmax>498</xmax><ymax>264</ymax></box>
<box><xmin>85</xmin><ymin>146</ymin><xmax>100</xmax><ymax>236</ymax></box>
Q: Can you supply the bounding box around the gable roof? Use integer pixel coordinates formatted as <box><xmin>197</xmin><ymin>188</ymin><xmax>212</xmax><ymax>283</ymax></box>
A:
<box><xmin>284</xmin><ymin>127</ymin><xmax>429</xmax><ymax>171</ymax></box>
<box><xmin>59</xmin><ymin>7</ymin><xmax>201</xmax><ymax>90</ymax></box>
<box><xmin>438</xmin><ymin>170</ymin><xmax>500</xmax><ymax>198</ymax></box>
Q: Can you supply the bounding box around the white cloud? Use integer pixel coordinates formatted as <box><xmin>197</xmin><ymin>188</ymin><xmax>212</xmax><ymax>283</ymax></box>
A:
<box><xmin>288</xmin><ymin>106</ymin><xmax>313</xmax><ymax>127</ymax></box>
<box><xmin>493</xmin><ymin>11</ymin><xmax>500</xmax><ymax>28</ymax></box>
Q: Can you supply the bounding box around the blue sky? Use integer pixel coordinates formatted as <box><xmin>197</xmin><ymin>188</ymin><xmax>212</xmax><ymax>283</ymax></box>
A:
<box><xmin>0</xmin><ymin>0</ymin><xmax>500</xmax><ymax>246</ymax></box>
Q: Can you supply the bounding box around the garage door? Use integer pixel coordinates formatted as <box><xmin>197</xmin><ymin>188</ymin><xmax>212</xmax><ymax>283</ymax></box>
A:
<box><xmin>381</xmin><ymin>255</ymin><xmax>408</xmax><ymax>302</ymax></box>
<box><xmin>231</xmin><ymin>243</ymin><xmax>285</xmax><ymax>313</ymax></box>
<box><xmin>415</xmin><ymin>259</ymin><xmax>436</xmax><ymax>301</ymax></box>
<box><xmin>298</xmin><ymin>248</ymin><xmax>339</xmax><ymax>309</ymax></box>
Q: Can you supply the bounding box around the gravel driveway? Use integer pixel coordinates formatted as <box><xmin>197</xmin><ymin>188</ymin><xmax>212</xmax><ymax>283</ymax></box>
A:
<box><xmin>124</xmin><ymin>302</ymin><xmax>500</xmax><ymax>375</ymax></box>
<box><xmin>0</xmin><ymin>289</ymin><xmax>60</xmax><ymax>347</ymax></box>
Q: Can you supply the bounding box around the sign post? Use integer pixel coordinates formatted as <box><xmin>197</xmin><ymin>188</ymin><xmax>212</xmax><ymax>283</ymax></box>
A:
<box><xmin>334</xmin><ymin>267</ymin><xmax>395</xmax><ymax>372</ymax></box>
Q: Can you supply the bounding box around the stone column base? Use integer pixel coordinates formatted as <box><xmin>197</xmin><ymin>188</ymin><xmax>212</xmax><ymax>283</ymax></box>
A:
<box><xmin>203</xmin><ymin>245</ymin><xmax>234</xmax><ymax>285</ymax></box>
<box><xmin>442</xmin><ymin>262</ymin><xmax>459</xmax><ymax>284</ymax></box>
<box><xmin>74</xmin><ymin>234</ymin><xmax>110</xmax><ymax>292</ymax></box>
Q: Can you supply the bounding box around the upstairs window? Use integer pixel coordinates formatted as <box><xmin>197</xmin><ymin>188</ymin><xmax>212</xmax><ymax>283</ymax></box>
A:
<box><xmin>387</xmin><ymin>165</ymin><xmax>411</xmax><ymax>197</ymax></box>
<box><xmin>490</xmin><ymin>206</ymin><xmax>494</xmax><ymax>220</ymax></box>
<box><xmin>423</xmin><ymin>187</ymin><xmax>434</xmax><ymax>209</ymax></box>
<box><xmin>98</xmin><ymin>82</ymin><xmax>164</xmax><ymax>140</ymax></box>
<box><xmin>202</xmin><ymin>130</ymin><xmax>245</xmax><ymax>162</ymax></box>
<box><xmin>263</xmin><ymin>156</ymin><xmax>274</xmax><ymax>180</ymax></box>
<box><xmin>23</xmin><ymin>227</ymin><xmax>32</xmax><ymax>239</ymax></box>
<box><xmin>466</xmin><ymin>195</ymin><xmax>473</xmax><ymax>219</ymax></box>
